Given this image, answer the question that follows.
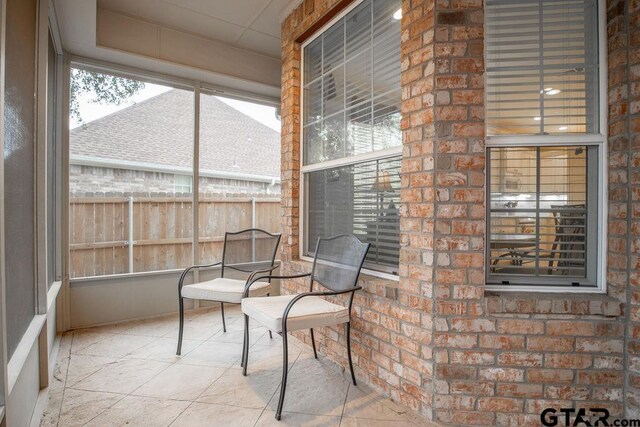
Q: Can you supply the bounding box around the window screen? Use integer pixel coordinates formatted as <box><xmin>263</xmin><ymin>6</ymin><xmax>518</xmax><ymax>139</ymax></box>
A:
<box><xmin>485</xmin><ymin>0</ymin><xmax>599</xmax><ymax>135</ymax></box>
<box><xmin>47</xmin><ymin>32</ymin><xmax>60</xmax><ymax>287</ymax></box>
<box><xmin>4</xmin><ymin>0</ymin><xmax>37</xmax><ymax>358</ymax></box>
<box><xmin>302</xmin><ymin>0</ymin><xmax>402</xmax><ymax>274</ymax></box>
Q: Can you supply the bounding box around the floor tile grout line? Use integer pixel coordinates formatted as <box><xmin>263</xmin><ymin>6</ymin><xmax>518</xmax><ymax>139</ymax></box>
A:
<box><xmin>79</xmin><ymin>391</ymin><xmax>129</xmax><ymax>427</ymax></box>
<box><xmin>119</xmin><ymin>350</ymin><xmax>180</xmax><ymax>397</ymax></box>
<box><xmin>340</xmin><ymin>381</ymin><xmax>351</xmax><ymax>425</ymax></box>
<box><xmin>70</xmin><ymin>333</ymin><xmax>172</xmax><ymax>401</ymax></box>
<box><xmin>251</xmin><ymin>338</ymin><xmax>298</xmax><ymax>427</ymax></box>
<box><xmin>258</xmin><ymin>339</ymin><xmax>322</xmax><ymax>421</ymax></box>
<box><xmin>95</xmin><ymin>328</ymin><xmax>207</xmax><ymax>427</ymax></box>
<box><xmin>166</xmin><ymin>358</ymin><xmax>238</xmax><ymax>426</ymax></box>
<box><xmin>53</xmin><ymin>333</ymin><xmax>74</xmax><ymax>427</ymax></box>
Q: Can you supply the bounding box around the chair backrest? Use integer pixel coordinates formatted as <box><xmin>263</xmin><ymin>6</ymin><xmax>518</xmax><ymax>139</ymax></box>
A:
<box><xmin>221</xmin><ymin>229</ymin><xmax>281</xmax><ymax>276</ymax></box>
<box><xmin>310</xmin><ymin>234</ymin><xmax>370</xmax><ymax>292</ymax></box>
<box><xmin>550</xmin><ymin>204</ymin><xmax>586</xmax><ymax>270</ymax></box>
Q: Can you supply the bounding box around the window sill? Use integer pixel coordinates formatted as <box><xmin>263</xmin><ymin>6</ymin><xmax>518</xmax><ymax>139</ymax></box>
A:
<box><xmin>289</xmin><ymin>259</ymin><xmax>399</xmax><ymax>300</ymax></box>
<box><xmin>485</xmin><ymin>291</ymin><xmax>623</xmax><ymax>317</ymax></box>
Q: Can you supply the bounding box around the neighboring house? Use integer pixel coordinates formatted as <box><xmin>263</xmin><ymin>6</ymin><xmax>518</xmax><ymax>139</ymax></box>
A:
<box><xmin>70</xmin><ymin>90</ymin><xmax>281</xmax><ymax>197</ymax></box>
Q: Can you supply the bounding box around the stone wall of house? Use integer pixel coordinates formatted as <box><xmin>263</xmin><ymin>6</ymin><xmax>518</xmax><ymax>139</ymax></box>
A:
<box><xmin>69</xmin><ymin>165</ymin><xmax>281</xmax><ymax>197</ymax></box>
<box><xmin>280</xmin><ymin>0</ymin><xmax>638</xmax><ymax>424</ymax></box>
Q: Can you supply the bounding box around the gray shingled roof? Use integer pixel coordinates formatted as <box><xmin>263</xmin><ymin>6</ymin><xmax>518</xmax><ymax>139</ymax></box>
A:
<box><xmin>70</xmin><ymin>90</ymin><xmax>281</xmax><ymax>178</ymax></box>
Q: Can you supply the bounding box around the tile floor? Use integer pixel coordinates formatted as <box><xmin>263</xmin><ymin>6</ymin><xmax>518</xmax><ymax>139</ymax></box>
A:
<box><xmin>40</xmin><ymin>304</ymin><xmax>431</xmax><ymax>427</ymax></box>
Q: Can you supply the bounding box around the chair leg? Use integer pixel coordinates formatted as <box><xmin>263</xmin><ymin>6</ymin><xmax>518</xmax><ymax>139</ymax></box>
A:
<box><xmin>220</xmin><ymin>302</ymin><xmax>226</xmax><ymax>333</ymax></box>
<box><xmin>275</xmin><ymin>331</ymin><xmax>289</xmax><ymax>421</ymax></box>
<box><xmin>267</xmin><ymin>293</ymin><xmax>273</xmax><ymax>339</ymax></box>
<box><xmin>310</xmin><ymin>328</ymin><xmax>318</xmax><ymax>359</ymax></box>
<box><xmin>176</xmin><ymin>297</ymin><xmax>184</xmax><ymax>355</ymax></box>
<box><xmin>242</xmin><ymin>314</ymin><xmax>250</xmax><ymax>374</ymax></box>
<box><xmin>346</xmin><ymin>322</ymin><xmax>356</xmax><ymax>386</ymax></box>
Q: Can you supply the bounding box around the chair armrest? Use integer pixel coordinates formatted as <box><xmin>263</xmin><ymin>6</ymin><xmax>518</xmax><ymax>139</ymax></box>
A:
<box><xmin>243</xmin><ymin>272</ymin><xmax>311</xmax><ymax>298</ymax></box>
<box><xmin>281</xmin><ymin>287</ymin><xmax>362</xmax><ymax>333</ymax></box>
<box><xmin>178</xmin><ymin>261</ymin><xmax>222</xmax><ymax>291</ymax></box>
<box><xmin>246</xmin><ymin>263</ymin><xmax>281</xmax><ymax>284</ymax></box>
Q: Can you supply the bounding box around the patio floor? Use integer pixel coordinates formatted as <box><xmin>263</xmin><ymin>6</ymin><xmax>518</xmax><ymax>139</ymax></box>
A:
<box><xmin>40</xmin><ymin>304</ymin><xmax>430</xmax><ymax>426</ymax></box>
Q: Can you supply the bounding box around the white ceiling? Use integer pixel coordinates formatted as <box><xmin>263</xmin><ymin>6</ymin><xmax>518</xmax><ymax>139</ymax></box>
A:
<box><xmin>54</xmin><ymin>0</ymin><xmax>303</xmax><ymax>102</ymax></box>
<box><xmin>96</xmin><ymin>0</ymin><xmax>294</xmax><ymax>58</ymax></box>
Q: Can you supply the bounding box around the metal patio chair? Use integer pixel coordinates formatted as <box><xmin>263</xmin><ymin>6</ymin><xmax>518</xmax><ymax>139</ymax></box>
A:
<box><xmin>240</xmin><ymin>234</ymin><xmax>370</xmax><ymax>420</ymax></box>
<box><xmin>546</xmin><ymin>204</ymin><xmax>586</xmax><ymax>275</ymax></box>
<box><xmin>176</xmin><ymin>228</ymin><xmax>281</xmax><ymax>355</ymax></box>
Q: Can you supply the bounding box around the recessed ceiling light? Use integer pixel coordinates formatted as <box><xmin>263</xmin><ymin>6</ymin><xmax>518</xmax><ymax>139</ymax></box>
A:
<box><xmin>546</xmin><ymin>89</ymin><xmax>561</xmax><ymax>95</ymax></box>
<box><xmin>559</xmin><ymin>126</ymin><xmax>568</xmax><ymax>131</ymax></box>
<box><xmin>544</xmin><ymin>87</ymin><xmax>553</xmax><ymax>91</ymax></box>
<box><xmin>534</xmin><ymin>117</ymin><xmax>541</xmax><ymax>121</ymax></box>
<box><xmin>393</xmin><ymin>8</ymin><xmax>402</xmax><ymax>20</ymax></box>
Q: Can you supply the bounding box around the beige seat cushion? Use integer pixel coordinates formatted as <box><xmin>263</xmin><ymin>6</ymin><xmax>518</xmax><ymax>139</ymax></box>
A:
<box><xmin>181</xmin><ymin>278</ymin><xmax>271</xmax><ymax>304</ymax></box>
<box><xmin>241</xmin><ymin>294</ymin><xmax>349</xmax><ymax>333</ymax></box>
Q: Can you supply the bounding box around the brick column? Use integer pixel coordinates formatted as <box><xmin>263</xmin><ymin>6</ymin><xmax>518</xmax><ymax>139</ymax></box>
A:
<box><xmin>427</xmin><ymin>1</ymin><xmax>489</xmax><ymax>425</ymax></box>
<box><xmin>398</xmin><ymin>0</ymin><xmax>437</xmax><ymax>416</ymax></box>
<box><xmin>611</xmin><ymin>0</ymin><xmax>640</xmax><ymax>417</ymax></box>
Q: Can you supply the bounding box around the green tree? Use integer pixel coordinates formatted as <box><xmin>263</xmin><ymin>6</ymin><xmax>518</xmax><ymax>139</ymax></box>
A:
<box><xmin>70</xmin><ymin>69</ymin><xmax>145</xmax><ymax>123</ymax></box>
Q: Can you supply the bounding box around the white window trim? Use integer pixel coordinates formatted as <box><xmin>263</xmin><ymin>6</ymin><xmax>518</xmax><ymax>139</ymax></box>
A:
<box><xmin>484</xmin><ymin>0</ymin><xmax>608</xmax><ymax>293</ymax></box>
<box><xmin>174</xmin><ymin>174</ymin><xmax>193</xmax><ymax>193</ymax></box>
<box><xmin>298</xmin><ymin>0</ymin><xmax>402</xmax><ymax>280</ymax></box>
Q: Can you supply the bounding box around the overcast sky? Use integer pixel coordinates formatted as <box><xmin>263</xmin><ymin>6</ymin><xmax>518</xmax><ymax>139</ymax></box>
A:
<box><xmin>70</xmin><ymin>82</ymin><xmax>281</xmax><ymax>132</ymax></box>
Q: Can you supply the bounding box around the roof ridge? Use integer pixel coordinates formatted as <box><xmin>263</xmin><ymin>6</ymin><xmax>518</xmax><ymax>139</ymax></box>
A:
<box><xmin>71</xmin><ymin>88</ymin><xmax>176</xmax><ymax>131</ymax></box>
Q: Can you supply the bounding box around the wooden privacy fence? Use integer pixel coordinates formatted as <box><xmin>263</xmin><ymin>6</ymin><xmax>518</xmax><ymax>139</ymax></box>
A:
<box><xmin>70</xmin><ymin>196</ymin><xmax>280</xmax><ymax>278</ymax></box>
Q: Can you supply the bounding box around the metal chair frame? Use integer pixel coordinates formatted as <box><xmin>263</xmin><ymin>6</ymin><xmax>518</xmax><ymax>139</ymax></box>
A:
<box><xmin>240</xmin><ymin>234</ymin><xmax>370</xmax><ymax>420</ymax></box>
<box><xmin>176</xmin><ymin>228</ymin><xmax>281</xmax><ymax>355</ymax></box>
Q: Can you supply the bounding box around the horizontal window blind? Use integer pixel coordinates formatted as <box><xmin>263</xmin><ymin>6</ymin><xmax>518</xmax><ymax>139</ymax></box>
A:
<box><xmin>303</xmin><ymin>0</ymin><xmax>401</xmax><ymax>165</ymax></box>
<box><xmin>306</xmin><ymin>156</ymin><xmax>401</xmax><ymax>273</ymax></box>
<box><xmin>485</xmin><ymin>0</ymin><xmax>599</xmax><ymax>136</ymax></box>
<box><xmin>487</xmin><ymin>146</ymin><xmax>598</xmax><ymax>285</ymax></box>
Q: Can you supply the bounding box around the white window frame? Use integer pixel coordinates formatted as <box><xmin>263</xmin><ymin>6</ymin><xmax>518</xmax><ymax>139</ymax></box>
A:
<box><xmin>173</xmin><ymin>174</ymin><xmax>193</xmax><ymax>194</ymax></box>
<box><xmin>485</xmin><ymin>0</ymin><xmax>608</xmax><ymax>293</ymax></box>
<box><xmin>299</xmin><ymin>0</ymin><xmax>402</xmax><ymax>281</ymax></box>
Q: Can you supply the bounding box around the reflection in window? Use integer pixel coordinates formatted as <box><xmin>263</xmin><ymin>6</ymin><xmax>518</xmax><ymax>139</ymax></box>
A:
<box><xmin>485</xmin><ymin>0</ymin><xmax>599</xmax><ymax>135</ymax></box>
<box><xmin>306</xmin><ymin>156</ymin><xmax>401</xmax><ymax>274</ymax></box>
<box><xmin>488</xmin><ymin>146</ymin><xmax>598</xmax><ymax>286</ymax></box>
<box><xmin>303</xmin><ymin>0</ymin><xmax>401</xmax><ymax>165</ymax></box>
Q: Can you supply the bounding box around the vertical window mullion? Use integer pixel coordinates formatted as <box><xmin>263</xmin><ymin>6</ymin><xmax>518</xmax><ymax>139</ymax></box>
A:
<box><xmin>535</xmin><ymin>147</ymin><xmax>541</xmax><ymax>276</ymax></box>
<box><xmin>538</xmin><ymin>1</ymin><xmax>544</xmax><ymax>135</ymax></box>
<box><xmin>192</xmin><ymin>83</ymin><xmax>200</xmax><ymax>268</ymax></box>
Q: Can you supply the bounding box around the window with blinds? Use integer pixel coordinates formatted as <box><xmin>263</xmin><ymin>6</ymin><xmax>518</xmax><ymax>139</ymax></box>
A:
<box><xmin>302</xmin><ymin>0</ymin><xmax>401</xmax><ymax>165</ymax></box>
<box><xmin>485</xmin><ymin>0</ymin><xmax>604</xmax><ymax>290</ymax></box>
<box><xmin>301</xmin><ymin>0</ymin><xmax>402</xmax><ymax>274</ymax></box>
<box><xmin>306</xmin><ymin>156</ymin><xmax>401</xmax><ymax>274</ymax></box>
<box><xmin>485</xmin><ymin>0</ymin><xmax>599</xmax><ymax>135</ymax></box>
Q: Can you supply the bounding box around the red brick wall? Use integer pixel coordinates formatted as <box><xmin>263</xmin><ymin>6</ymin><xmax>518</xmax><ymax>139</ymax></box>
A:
<box><xmin>612</xmin><ymin>0</ymin><xmax>640</xmax><ymax>418</ymax></box>
<box><xmin>280</xmin><ymin>0</ymin><xmax>635</xmax><ymax>424</ymax></box>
